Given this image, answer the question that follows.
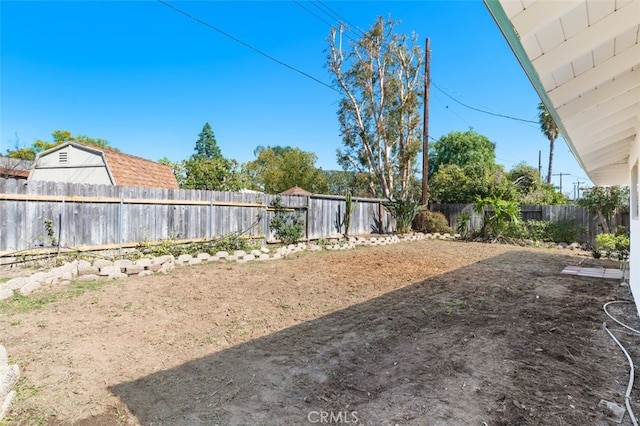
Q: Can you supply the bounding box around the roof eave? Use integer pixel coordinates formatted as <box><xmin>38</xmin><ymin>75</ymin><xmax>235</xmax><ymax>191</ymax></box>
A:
<box><xmin>482</xmin><ymin>0</ymin><xmax>591</xmax><ymax>180</ymax></box>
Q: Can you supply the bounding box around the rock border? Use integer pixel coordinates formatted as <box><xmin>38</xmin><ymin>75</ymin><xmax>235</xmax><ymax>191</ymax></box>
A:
<box><xmin>0</xmin><ymin>232</ymin><xmax>596</xmax><ymax>302</ymax></box>
<box><xmin>0</xmin><ymin>233</ymin><xmax>464</xmax><ymax>301</ymax></box>
<box><xmin>0</xmin><ymin>344</ymin><xmax>19</xmax><ymax>420</ymax></box>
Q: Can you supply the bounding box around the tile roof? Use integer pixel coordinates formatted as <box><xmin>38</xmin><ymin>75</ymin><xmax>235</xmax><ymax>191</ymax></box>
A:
<box><xmin>0</xmin><ymin>158</ymin><xmax>32</xmax><ymax>179</ymax></box>
<box><xmin>99</xmin><ymin>147</ymin><xmax>179</xmax><ymax>189</ymax></box>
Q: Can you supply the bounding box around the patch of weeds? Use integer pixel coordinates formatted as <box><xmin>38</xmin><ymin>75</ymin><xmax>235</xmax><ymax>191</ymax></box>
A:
<box><xmin>1</xmin><ymin>377</ymin><xmax>53</xmax><ymax>426</ymax></box>
<box><xmin>0</xmin><ymin>280</ymin><xmax>109</xmax><ymax>315</ymax></box>
<box><xmin>440</xmin><ymin>299</ymin><xmax>468</xmax><ymax>316</ymax></box>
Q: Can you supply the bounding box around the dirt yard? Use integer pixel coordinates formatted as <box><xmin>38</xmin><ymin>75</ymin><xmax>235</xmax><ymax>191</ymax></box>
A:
<box><xmin>1</xmin><ymin>238</ymin><xmax>638</xmax><ymax>425</ymax></box>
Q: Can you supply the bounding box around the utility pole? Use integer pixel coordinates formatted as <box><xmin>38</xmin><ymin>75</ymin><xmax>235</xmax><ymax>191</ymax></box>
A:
<box><xmin>573</xmin><ymin>180</ymin><xmax>584</xmax><ymax>201</ymax></box>
<box><xmin>552</xmin><ymin>172</ymin><xmax>565</xmax><ymax>194</ymax></box>
<box><xmin>538</xmin><ymin>150</ymin><xmax>542</xmax><ymax>181</ymax></box>
<box><xmin>421</xmin><ymin>37</ymin><xmax>430</xmax><ymax>206</ymax></box>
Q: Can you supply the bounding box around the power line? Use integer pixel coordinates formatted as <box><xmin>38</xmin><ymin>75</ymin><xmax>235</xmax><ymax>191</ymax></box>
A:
<box><xmin>291</xmin><ymin>0</ymin><xmax>335</xmax><ymax>30</ymax></box>
<box><xmin>312</xmin><ymin>1</ymin><xmax>366</xmax><ymax>37</ymax></box>
<box><xmin>432</xmin><ymin>92</ymin><xmax>474</xmax><ymax>128</ymax></box>
<box><xmin>431</xmin><ymin>81</ymin><xmax>539</xmax><ymax>124</ymax></box>
<box><xmin>291</xmin><ymin>0</ymin><xmax>358</xmax><ymax>43</ymax></box>
<box><xmin>157</xmin><ymin>0</ymin><xmax>338</xmax><ymax>93</ymax></box>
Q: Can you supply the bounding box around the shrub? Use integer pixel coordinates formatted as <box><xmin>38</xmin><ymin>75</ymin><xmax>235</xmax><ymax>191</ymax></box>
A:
<box><xmin>384</xmin><ymin>199</ymin><xmax>424</xmax><ymax>234</ymax></box>
<box><xmin>270</xmin><ymin>197</ymin><xmax>304</xmax><ymax>245</ymax></box>
<box><xmin>412</xmin><ymin>210</ymin><xmax>451</xmax><ymax>234</ymax></box>
<box><xmin>525</xmin><ymin>220</ymin><xmax>550</xmax><ymax>241</ymax></box>
<box><xmin>595</xmin><ymin>233</ymin><xmax>630</xmax><ymax>260</ymax></box>
<box><xmin>521</xmin><ymin>219</ymin><xmax>586</xmax><ymax>243</ymax></box>
<box><xmin>546</xmin><ymin>220</ymin><xmax>585</xmax><ymax>243</ymax></box>
<box><xmin>475</xmin><ymin>196</ymin><xmax>521</xmax><ymax>239</ymax></box>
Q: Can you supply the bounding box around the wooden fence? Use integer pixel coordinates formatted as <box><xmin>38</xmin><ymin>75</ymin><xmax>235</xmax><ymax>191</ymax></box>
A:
<box><xmin>0</xmin><ymin>178</ymin><xmax>394</xmax><ymax>254</ymax></box>
<box><xmin>430</xmin><ymin>203</ymin><xmax>598</xmax><ymax>242</ymax></box>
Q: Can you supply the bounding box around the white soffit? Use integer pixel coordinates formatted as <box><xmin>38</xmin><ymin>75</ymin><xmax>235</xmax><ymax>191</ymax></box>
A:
<box><xmin>485</xmin><ymin>0</ymin><xmax>640</xmax><ymax>185</ymax></box>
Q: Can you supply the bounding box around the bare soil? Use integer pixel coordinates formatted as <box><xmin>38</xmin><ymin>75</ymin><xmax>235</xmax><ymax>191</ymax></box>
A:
<box><xmin>1</xmin><ymin>239</ymin><xmax>639</xmax><ymax>425</ymax></box>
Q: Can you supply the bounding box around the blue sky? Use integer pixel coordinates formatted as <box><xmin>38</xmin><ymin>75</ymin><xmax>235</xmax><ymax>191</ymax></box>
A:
<box><xmin>1</xmin><ymin>0</ymin><xmax>591</xmax><ymax>196</ymax></box>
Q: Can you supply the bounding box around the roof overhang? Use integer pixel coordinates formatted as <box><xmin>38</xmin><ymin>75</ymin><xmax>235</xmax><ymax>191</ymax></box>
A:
<box><xmin>484</xmin><ymin>0</ymin><xmax>640</xmax><ymax>186</ymax></box>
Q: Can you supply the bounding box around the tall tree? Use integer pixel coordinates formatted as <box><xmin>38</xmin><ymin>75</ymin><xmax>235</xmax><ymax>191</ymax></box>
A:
<box><xmin>537</xmin><ymin>102</ymin><xmax>559</xmax><ymax>184</ymax></box>
<box><xmin>244</xmin><ymin>146</ymin><xmax>328</xmax><ymax>194</ymax></box>
<box><xmin>327</xmin><ymin>16</ymin><xmax>423</xmax><ymax>200</ymax></box>
<box><xmin>182</xmin><ymin>123</ymin><xmax>245</xmax><ymax>190</ymax></box>
<box><xmin>428</xmin><ymin>130</ymin><xmax>496</xmax><ymax>176</ymax></box>
<box><xmin>6</xmin><ymin>130</ymin><xmax>112</xmax><ymax>160</ymax></box>
<box><xmin>194</xmin><ymin>122</ymin><xmax>222</xmax><ymax>160</ymax></box>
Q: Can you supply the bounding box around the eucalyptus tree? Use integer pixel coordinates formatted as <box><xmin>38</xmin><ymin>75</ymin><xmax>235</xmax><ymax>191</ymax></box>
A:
<box><xmin>327</xmin><ymin>16</ymin><xmax>423</xmax><ymax>200</ymax></box>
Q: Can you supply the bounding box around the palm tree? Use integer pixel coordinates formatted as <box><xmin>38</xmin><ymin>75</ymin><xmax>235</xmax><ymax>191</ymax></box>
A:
<box><xmin>537</xmin><ymin>102</ymin><xmax>559</xmax><ymax>184</ymax></box>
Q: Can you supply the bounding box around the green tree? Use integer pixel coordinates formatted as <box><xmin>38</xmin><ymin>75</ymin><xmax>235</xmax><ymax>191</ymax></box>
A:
<box><xmin>244</xmin><ymin>146</ymin><xmax>328</xmax><ymax>194</ymax></box>
<box><xmin>6</xmin><ymin>130</ymin><xmax>112</xmax><ymax>160</ymax></box>
<box><xmin>506</xmin><ymin>162</ymin><xmax>568</xmax><ymax>204</ymax></box>
<box><xmin>327</xmin><ymin>16</ymin><xmax>423</xmax><ymax>199</ymax></box>
<box><xmin>158</xmin><ymin>157</ymin><xmax>186</xmax><ymax>187</ymax></box>
<box><xmin>577</xmin><ymin>186</ymin><xmax>629</xmax><ymax>233</ymax></box>
<box><xmin>506</xmin><ymin>162</ymin><xmax>540</xmax><ymax>195</ymax></box>
<box><xmin>538</xmin><ymin>102</ymin><xmax>559</xmax><ymax>184</ymax></box>
<box><xmin>194</xmin><ymin>122</ymin><xmax>222</xmax><ymax>160</ymax></box>
<box><xmin>427</xmin><ymin>130</ymin><xmax>519</xmax><ymax>203</ymax></box>
<box><xmin>180</xmin><ymin>123</ymin><xmax>246</xmax><ymax>191</ymax></box>
<box><xmin>322</xmin><ymin>170</ymin><xmax>372</xmax><ymax>197</ymax></box>
<box><xmin>428</xmin><ymin>130</ymin><xmax>496</xmax><ymax>176</ymax></box>
<box><xmin>182</xmin><ymin>157</ymin><xmax>245</xmax><ymax>191</ymax></box>
<box><xmin>430</xmin><ymin>163</ymin><xmax>516</xmax><ymax>203</ymax></box>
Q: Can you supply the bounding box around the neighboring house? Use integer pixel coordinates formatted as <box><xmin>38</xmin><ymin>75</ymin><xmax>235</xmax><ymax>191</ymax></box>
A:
<box><xmin>29</xmin><ymin>142</ymin><xmax>179</xmax><ymax>189</ymax></box>
<box><xmin>484</xmin><ymin>1</ymin><xmax>639</xmax><ymax>311</ymax></box>
<box><xmin>0</xmin><ymin>157</ymin><xmax>32</xmax><ymax>180</ymax></box>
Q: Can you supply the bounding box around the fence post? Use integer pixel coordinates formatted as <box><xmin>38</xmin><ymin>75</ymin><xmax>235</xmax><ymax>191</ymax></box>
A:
<box><xmin>118</xmin><ymin>192</ymin><xmax>124</xmax><ymax>257</ymax></box>
<box><xmin>209</xmin><ymin>200</ymin><xmax>213</xmax><ymax>239</ymax></box>
<box><xmin>263</xmin><ymin>205</ymin><xmax>269</xmax><ymax>247</ymax></box>
<box><xmin>57</xmin><ymin>199</ymin><xmax>64</xmax><ymax>255</ymax></box>
<box><xmin>306</xmin><ymin>195</ymin><xmax>311</xmax><ymax>242</ymax></box>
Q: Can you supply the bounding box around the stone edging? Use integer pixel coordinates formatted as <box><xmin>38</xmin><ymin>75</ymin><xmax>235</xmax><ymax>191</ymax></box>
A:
<box><xmin>0</xmin><ymin>344</ymin><xmax>19</xmax><ymax>420</ymax></box>
<box><xmin>0</xmin><ymin>233</ymin><xmax>462</xmax><ymax>301</ymax></box>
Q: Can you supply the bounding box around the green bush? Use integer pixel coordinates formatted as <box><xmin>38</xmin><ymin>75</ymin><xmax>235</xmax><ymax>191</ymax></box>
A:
<box><xmin>270</xmin><ymin>197</ymin><xmax>304</xmax><ymax>245</ymax></box>
<box><xmin>594</xmin><ymin>233</ymin><xmax>629</xmax><ymax>260</ymax></box>
<box><xmin>412</xmin><ymin>210</ymin><xmax>451</xmax><ymax>234</ymax></box>
<box><xmin>522</xmin><ymin>219</ymin><xmax>586</xmax><ymax>243</ymax></box>
<box><xmin>384</xmin><ymin>199</ymin><xmax>424</xmax><ymax>234</ymax></box>
<box><xmin>596</xmin><ymin>233</ymin><xmax>630</xmax><ymax>251</ymax></box>
<box><xmin>525</xmin><ymin>220</ymin><xmax>550</xmax><ymax>241</ymax></box>
<box><xmin>546</xmin><ymin>220</ymin><xmax>585</xmax><ymax>243</ymax></box>
<box><xmin>475</xmin><ymin>196</ymin><xmax>521</xmax><ymax>239</ymax></box>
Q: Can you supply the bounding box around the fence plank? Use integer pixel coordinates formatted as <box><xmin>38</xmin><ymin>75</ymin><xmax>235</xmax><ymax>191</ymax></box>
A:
<box><xmin>0</xmin><ymin>178</ymin><xmax>397</xmax><ymax>252</ymax></box>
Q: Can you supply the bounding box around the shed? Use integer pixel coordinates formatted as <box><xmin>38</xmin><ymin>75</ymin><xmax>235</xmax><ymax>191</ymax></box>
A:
<box><xmin>29</xmin><ymin>142</ymin><xmax>179</xmax><ymax>189</ymax></box>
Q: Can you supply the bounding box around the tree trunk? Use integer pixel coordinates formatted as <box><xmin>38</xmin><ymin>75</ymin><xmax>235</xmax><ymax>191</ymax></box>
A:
<box><xmin>596</xmin><ymin>209</ymin><xmax>611</xmax><ymax>234</ymax></box>
<box><xmin>546</xmin><ymin>137</ymin><xmax>555</xmax><ymax>184</ymax></box>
